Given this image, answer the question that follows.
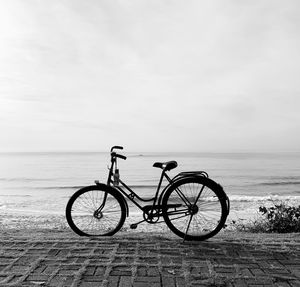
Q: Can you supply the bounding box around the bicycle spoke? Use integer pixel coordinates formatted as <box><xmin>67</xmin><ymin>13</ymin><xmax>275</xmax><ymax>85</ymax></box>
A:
<box><xmin>67</xmin><ymin>187</ymin><xmax>125</xmax><ymax>236</ymax></box>
<box><xmin>163</xmin><ymin>177</ymin><xmax>226</xmax><ymax>241</ymax></box>
<box><xmin>183</xmin><ymin>214</ymin><xmax>194</xmax><ymax>241</ymax></box>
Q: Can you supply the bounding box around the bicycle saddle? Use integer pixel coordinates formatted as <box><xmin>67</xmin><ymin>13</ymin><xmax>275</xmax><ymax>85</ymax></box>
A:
<box><xmin>153</xmin><ymin>161</ymin><xmax>178</xmax><ymax>171</ymax></box>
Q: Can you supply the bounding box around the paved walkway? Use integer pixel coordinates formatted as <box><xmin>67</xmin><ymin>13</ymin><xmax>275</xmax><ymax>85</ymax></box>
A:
<box><xmin>0</xmin><ymin>231</ymin><xmax>299</xmax><ymax>287</ymax></box>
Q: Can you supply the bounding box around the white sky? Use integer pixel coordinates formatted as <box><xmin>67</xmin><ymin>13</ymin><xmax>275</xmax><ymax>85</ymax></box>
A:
<box><xmin>0</xmin><ymin>0</ymin><xmax>299</xmax><ymax>152</ymax></box>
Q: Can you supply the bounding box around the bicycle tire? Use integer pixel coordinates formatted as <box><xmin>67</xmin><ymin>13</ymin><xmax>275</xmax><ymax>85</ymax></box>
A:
<box><xmin>162</xmin><ymin>176</ymin><xmax>228</xmax><ymax>241</ymax></box>
<box><xmin>66</xmin><ymin>185</ymin><xmax>126</xmax><ymax>236</ymax></box>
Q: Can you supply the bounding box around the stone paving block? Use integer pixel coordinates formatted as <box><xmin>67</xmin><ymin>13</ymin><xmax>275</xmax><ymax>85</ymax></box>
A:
<box><xmin>81</xmin><ymin>275</ymin><xmax>104</xmax><ymax>282</ymax></box>
<box><xmin>136</xmin><ymin>266</ymin><xmax>147</xmax><ymax>276</ymax></box>
<box><xmin>74</xmin><ymin>257</ymin><xmax>87</xmax><ymax>264</ymax></box>
<box><xmin>250</xmin><ymin>268</ymin><xmax>265</xmax><ymax>276</ymax></box>
<box><xmin>90</xmin><ymin>259</ymin><xmax>111</xmax><ymax>264</ymax></box>
<box><xmin>2</xmin><ymin>248</ymin><xmax>26</xmax><ymax>256</ymax></box>
<box><xmin>7</xmin><ymin>275</ymin><xmax>23</xmax><ymax>285</ymax></box>
<box><xmin>232</xmin><ymin>278</ymin><xmax>248</xmax><ymax>287</ymax></box>
<box><xmin>93</xmin><ymin>248</ymin><xmax>106</xmax><ymax>254</ymax></box>
<box><xmin>107</xmin><ymin>276</ymin><xmax>119</xmax><ymax>287</ymax></box>
<box><xmin>162</xmin><ymin>266</ymin><xmax>183</xmax><ymax>277</ymax></box>
<box><xmin>85</xmin><ymin>266</ymin><xmax>97</xmax><ymax>275</ymax></box>
<box><xmin>119</xmin><ymin>276</ymin><xmax>132</xmax><ymax>287</ymax></box>
<box><xmin>33</xmin><ymin>242</ymin><xmax>54</xmax><ymax>249</ymax></box>
<box><xmin>110</xmin><ymin>266</ymin><xmax>132</xmax><ymax>276</ymax></box>
<box><xmin>112</xmin><ymin>256</ymin><xmax>135</xmax><ymax>264</ymax></box>
<box><xmin>0</xmin><ymin>266</ymin><xmax>6</xmax><ymax>272</ymax></box>
<box><xmin>274</xmin><ymin>282</ymin><xmax>291</xmax><ymax>287</ymax></box>
<box><xmin>25</xmin><ymin>274</ymin><xmax>49</xmax><ymax>282</ymax></box>
<box><xmin>0</xmin><ymin>275</ymin><xmax>8</xmax><ymax>283</ymax></box>
<box><xmin>162</xmin><ymin>275</ymin><xmax>175</xmax><ymax>287</ymax></box>
<box><xmin>58</xmin><ymin>266</ymin><xmax>81</xmax><ymax>275</ymax></box>
<box><xmin>116</xmin><ymin>248</ymin><xmax>136</xmax><ymax>254</ymax></box>
<box><xmin>148</xmin><ymin>267</ymin><xmax>160</xmax><ymax>277</ymax></box>
<box><xmin>48</xmin><ymin>275</ymin><xmax>74</xmax><ymax>287</ymax></box>
<box><xmin>0</xmin><ymin>256</ymin><xmax>17</xmax><ymax>264</ymax></box>
<box><xmin>133</xmin><ymin>282</ymin><xmax>160</xmax><ymax>287</ymax></box>
<box><xmin>47</xmin><ymin>249</ymin><xmax>60</xmax><ymax>257</ymax></box>
<box><xmin>26</xmin><ymin>248</ymin><xmax>47</xmax><ymax>255</ymax></box>
<box><xmin>32</xmin><ymin>264</ymin><xmax>47</xmax><ymax>273</ymax></box>
<box><xmin>6</xmin><ymin>264</ymin><xmax>29</xmax><ymax>273</ymax></box>
<box><xmin>43</xmin><ymin>265</ymin><xmax>58</xmax><ymax>274</ymax></box>
<box><xmin>103</xmin><ymin>249</ymin><xmax>115</xmax><ymax>255</ymax></box>
<box><xmin>176</xmin><ymin>276</ymin><xmax>186</xmax><ymax>287</ymax></box>
<box><xmin>137</xmin><ymin>256</ymin><xmax>159</xmax><ymax>264</ymax></box>
<box><xmin>95</xmin><ymin>266</ymin><xmax>106</xmax><ymax>276</ymax></box>
<box><xmin>239</xmin><ymin>268</ymin><xmax>253</xmax><ymax>277</ymax></box>
<box><xmin>57</xmin><ymin>249</ymin><xmax>70</xmax><ymax>257</ymax></box>
<box><xmin>53</xmin><ymin>242</ymin><xmax>77</xmax><ymax>248</ymax></box>
<box><xmin>78</xmin><ymin>281</ymin><xmax>102</xmax><ymax>287</ymax></box>
<box><xmin>118</xmin><ymin>242</ymin><xmax>137</xmax><ymax>249</ymax></box>
<box><xmin>291</xmin><ymin>268</ymin><xmax>300</xmax><ymax>279</ymax></box>
<box><xmin>135</xmin><ymin>276</ymin><xmax>160</xmax><ymax>283</ymax></box>
<box><xmin>190</xmin><ymin>266</ymin><xmax>210</xmax><ymax>275</ymax></box>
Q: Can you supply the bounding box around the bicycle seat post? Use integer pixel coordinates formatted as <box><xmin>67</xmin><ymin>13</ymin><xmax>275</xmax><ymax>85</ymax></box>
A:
<box><xmin>151</xmin><ymin>169</ymin><xmax>166</xmax><ymax>209</ymax></box>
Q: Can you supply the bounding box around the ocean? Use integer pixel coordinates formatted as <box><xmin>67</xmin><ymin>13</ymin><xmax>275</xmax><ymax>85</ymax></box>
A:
<box><xmin>0</xmin><ymin>151</ymin><xmax>299</xmax><ymax>225</ymax></box>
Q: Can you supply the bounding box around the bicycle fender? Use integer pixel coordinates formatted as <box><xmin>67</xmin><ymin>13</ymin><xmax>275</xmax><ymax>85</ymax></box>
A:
<box><xmin>94</xmin><ymin>182</ymin><xmax>129</xmax><ymax>217</ymax></box>
<box><xmin>158</xmin><ymin>175</ymin><xmax>203</xmax><ymax>205</ymax></box>
<box><xmin>160</xmin><ymin>175</ymin><xmax>229</xmax><ymax>205</ymax></box>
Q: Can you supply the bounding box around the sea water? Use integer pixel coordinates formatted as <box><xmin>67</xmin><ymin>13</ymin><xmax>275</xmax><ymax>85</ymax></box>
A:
<box><xmin>0</xmin><ymin>152</ymin><xmax>299</xmax><ymax>223</ymax></box>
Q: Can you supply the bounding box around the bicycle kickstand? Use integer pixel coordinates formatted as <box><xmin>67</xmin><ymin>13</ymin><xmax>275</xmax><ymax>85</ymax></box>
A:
<box><xmin>183</xmin><ymin>214</ymin><xmax>194</xmax><ymax>243</ymax></box>
<box><xmin>130</xmin><ymin>219</ymin><xmax>146</xmax><ymax>230</ymax></box>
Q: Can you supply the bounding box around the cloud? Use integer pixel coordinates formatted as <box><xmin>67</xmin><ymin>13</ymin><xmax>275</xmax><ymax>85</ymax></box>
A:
<box><xmin>0</xmin><ymin>0</ymin><xmax>300</xmax><ymax>151</ymax></box>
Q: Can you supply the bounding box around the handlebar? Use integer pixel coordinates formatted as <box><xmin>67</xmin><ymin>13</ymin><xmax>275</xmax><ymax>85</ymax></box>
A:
<box><xmin>110</xmin><ymin>146</ymin><xmax>123</xmax><ymax>152</ymax></box>
<box><xmin>111</xmin><ymin>152</ymin><xmax>127</xmax><ymax>160</ymax></box>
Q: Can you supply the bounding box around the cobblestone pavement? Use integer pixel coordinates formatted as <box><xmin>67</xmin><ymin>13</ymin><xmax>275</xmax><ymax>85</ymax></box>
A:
<box><xmin>0</xmin><ymin>231</ymin><xmax>299</xmax><ymax>287</ymax></box>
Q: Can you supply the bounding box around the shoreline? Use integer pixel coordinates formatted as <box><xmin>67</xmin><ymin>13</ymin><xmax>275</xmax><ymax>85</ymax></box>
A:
<box><xmin>1</xmin><ymin>210</ymin><xmax>300</xmax><ymax>240</ymax></box>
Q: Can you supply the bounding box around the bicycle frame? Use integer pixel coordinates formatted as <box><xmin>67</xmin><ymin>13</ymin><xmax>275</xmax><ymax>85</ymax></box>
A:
<box><xmin>107</xmin><ymin>154</ymin><xmax>174</xmax><ymax>213</ymax></box>
<box><xmin>104</xmin><ymin>152</ymin><xmax>210</xmax><ymax>217</ymax></box>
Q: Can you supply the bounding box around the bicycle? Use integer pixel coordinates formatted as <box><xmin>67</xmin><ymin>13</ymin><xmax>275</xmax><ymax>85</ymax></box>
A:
<box><xmin>66</xmin><ymin>146</ymin><xmax>230</xmax><ymax>241</ymax></box>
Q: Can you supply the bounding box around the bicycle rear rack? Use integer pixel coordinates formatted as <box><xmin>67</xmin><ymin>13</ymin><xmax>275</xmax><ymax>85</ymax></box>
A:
<box><xmin>173</xmin><ymin>171</ymin><xmax>209</xmax><ymax>181</ymax></box>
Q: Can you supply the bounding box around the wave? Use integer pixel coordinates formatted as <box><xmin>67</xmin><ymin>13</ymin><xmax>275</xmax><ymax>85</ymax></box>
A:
<box><xmin>0</xmin><ymin>177</ymin><xmax>64</xmax><ymax>182</ymax></box>
<box><xmin>39</xmin><ymin>186</ymin><xmax>84</xmax><ymax>190</ymax></box>
<box><xmin>1</xmin><ymin>184</ymin><xmax>159</xmax><ymax>190</ymax></box>
<box><xmin>40</xmin><ymin>184</ymin><xmax>159</xmax><ymax>190</ymax></box>
<box><xmin>0</xmin><ymin>194</ymin><xmax>32</xmax><ymax>197</ymax></box>
<box><xmin>229</xmin><ymin>195</ymin><xmax>300</xmax><ymax>202</ymax></box>
<box><xmin>258</xmin><ymin>181</ymin><xmax>300</xmax><ymax>186</ymax></box>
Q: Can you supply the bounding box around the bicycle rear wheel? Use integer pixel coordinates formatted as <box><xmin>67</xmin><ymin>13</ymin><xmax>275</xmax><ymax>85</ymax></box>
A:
<box><xmin>162</xmin><ymin>176</ymin><xmax>228</xmax><ymax>241</ymax></box>
<box><xmin>66</xmin><ymin>185</ymin><xmax>126</xmax><ymax>236</ymax></box>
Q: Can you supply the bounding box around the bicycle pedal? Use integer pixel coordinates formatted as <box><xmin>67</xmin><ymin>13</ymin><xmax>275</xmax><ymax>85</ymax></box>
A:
<box><xmin>130</xmin><ymin>224</ymin><xmax>138</xmax><ymax>229</ymax></box>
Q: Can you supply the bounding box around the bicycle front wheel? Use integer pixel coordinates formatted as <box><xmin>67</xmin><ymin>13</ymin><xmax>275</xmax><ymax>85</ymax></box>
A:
<box><xmin>162</xmin><ymin>176</ymin><xmax>227</xmax><ymax>241</ymax></box>
<box><xmin>66</xmin><ymin>185</ymin><xmax>126</xmax><ymax>236</ymax></box>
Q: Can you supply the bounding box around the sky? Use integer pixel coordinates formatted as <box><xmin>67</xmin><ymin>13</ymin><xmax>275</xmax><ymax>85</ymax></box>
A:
<box><xmin>0</xmin><ymin>0</ymin><xmax>299</xmax><ymax>152</ymax></box>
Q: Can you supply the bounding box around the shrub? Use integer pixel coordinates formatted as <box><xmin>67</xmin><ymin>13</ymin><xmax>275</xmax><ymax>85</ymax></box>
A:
<box><xmin>231</xmin><ymin>201</ymin><xmax>300</xmax><ymax>233</ymax></box>
<box><xmin>258</xmin><ymin>202</ymin><xmax>300</xmax><ymax>233</ymax></box>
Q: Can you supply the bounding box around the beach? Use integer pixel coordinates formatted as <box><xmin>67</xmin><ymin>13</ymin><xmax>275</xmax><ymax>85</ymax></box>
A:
<box><xmin>0</xmin><ymin>151</ymin><xmax>299</xmax><ymax>237</ymax></box>
<box><xmin>1</xmin><ymin>151</ymin><xmax>300</xmax><ymax>231</ymax></box>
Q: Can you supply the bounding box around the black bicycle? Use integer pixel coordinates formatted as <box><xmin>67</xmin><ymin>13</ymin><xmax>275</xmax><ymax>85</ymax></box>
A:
<box><xmin>66</xmin><ymin>146</ymin><xmax>230</xmax><ymax>241</ymax></box>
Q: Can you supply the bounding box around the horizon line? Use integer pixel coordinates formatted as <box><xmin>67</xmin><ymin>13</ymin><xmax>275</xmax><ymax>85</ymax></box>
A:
<box><xmin>0</xmin><ymin>150</ymin><xmax>300</xmax><ymax>154</ymax></box>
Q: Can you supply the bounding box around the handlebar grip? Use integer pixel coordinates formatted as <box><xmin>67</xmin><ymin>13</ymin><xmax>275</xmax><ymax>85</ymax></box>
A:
<box><xmin>111</xmin><ymin>152</ymin><xmax>127</xmax><ymax>160</ymax></box>
<box><xmin>116</xmin><ymin>154</ymin><xmax>127</xmax><ymax>160</ymax></box>
<box><xmin>110</xmin><ymin>146</ymin><xmax>124</xmax><ymax>152</ymax></box>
